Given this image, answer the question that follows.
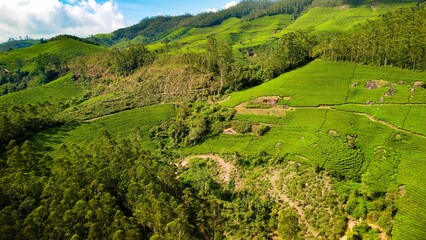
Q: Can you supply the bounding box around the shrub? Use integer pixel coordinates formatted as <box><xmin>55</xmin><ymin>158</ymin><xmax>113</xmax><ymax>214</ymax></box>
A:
<box><xmin>252</xmin><ymin>124</ymin><xmax>270</xmax><ymax>136</ymax></box>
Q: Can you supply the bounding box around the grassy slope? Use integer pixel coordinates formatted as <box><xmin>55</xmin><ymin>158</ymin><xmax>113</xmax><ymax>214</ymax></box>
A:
<box><xmin>334</xmin><ymin>104</ymin><xmax>426</xmax><ymax>136</ymax></box>
<box><xmin>221</xmin><ymin>60</ymin><xmax>426</xmax><ymax>107</ymax></box>
<box><xmin>142</xmin><ymin>3</ymin><xmax>414</xmax><ymax>53</ymax></box>
<box><xmin>0</xmin><ymin>74</ymin><xmax>84</xmax><ymax>109</ymax></box>
<box><xmin>0</xmin><ymin>38</ymin><xmax>104</xmax><ymax>71</ymax></box>
<box><xmin>34</xmin><ymin>104</ymin><xmax>176</xmax><ymax>157</ymax></box>
<box><xmin>0</xmin><ymin>39</ymin><xmax>40</xmax><ymax>53</ymax></box>
<box><xmin>216</xmin><ymin>59</ymin><xmax>425</xmax><ymax>238</ymax></box>
<box><xmin>283</xmin><ymin>3</ymin><xmax>415</xmax><ymax>33</ymax></box>
<box><xmin>392</xmin><ymin>135</ymin><xmax>426</xmax><ymax>239</ymax></box>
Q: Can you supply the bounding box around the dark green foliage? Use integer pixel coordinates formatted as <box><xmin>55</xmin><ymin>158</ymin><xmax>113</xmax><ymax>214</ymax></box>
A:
<box><xmin>151</xmin><ymin>104</ymin><xmax>236</xmax><ymax>148</ymax></box>
<box><xmin>0</xmin><ymin>67</ymin><xmax>30</xmax><ymax>95</ymax></box>
<box><xmin>231</xmin><ymin>121</ymin><xmax>254</xmax><ymax>133</ymax></box>
<box><xmin>0</xmin><ymin>103</ymin><xmax>64</xmax><ymax>153</ymax></box>
<box><xmin>278</xmin><ymin>208</ymin><xmax>301</xmax><ymax>240</ymax></box>
<box><xmin>318</xmin><ymin>6</ymin><xmax>426</xmax><ymax>70</ymax></box>
<box><xmin>242</xmin><ymin>0</ymin><xmax>314</xmax><ymax>21</ymax></box>
<box><xmin>112</xmin><ymin>15</ymin><xmax>192</xmax><ymax>43</ymax></box>
<box><xmin>34</xmin><ymin>53</ymin><xmax>66</xmax><ymax>84</ymax></box>
<box><xmin>348</xmin><ymin>222</ymin><xmax>380</xmax><ymax>240</ymax></box>
<box><xmin>110</xmin><ymin>44</ymin><xmax>154</xmax><ymax>76</ymax></box>
<box><xmin>0</xmin><ymin>129</ymin><xmax>282</xmax><ymax>239</ymax></box>
<box><xmin>47</xmin><ymin>34</ymin><xmax>100</xmax><ymax>46</ymax></box>
<box><xmin>0</xmin><ymin>39</ymin><xmax>39</xmax><ymax>53</ymax></box>
<box><xmin>252</xmin><ymin>124</ymin><xmax>270</xmax><ymax>136</ymax></box>
<box><xmin>260</xmin><ymin>29</ymin><xmax>317</xmax><ymax>79</ymax></box>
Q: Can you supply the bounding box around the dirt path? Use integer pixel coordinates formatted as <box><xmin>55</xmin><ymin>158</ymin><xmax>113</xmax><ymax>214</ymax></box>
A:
<box><xmin>81</xmin><ymin>112</ymin><xmax>117</xmax><ymax>123</ymax></box>
<box><xmin>368</xmin><ymin>222</ymin><xmax>387</xmax><ymax>240</ymax></box>
<box><xmin>233</xmin><ymin>99</ymin><xmax>426</xmax><ymax>139</ymax></box>
<box><xmin>333</xmin><ymin>109</ymin><xmax>426</xmax><ymax>140</ymax></box>
<box><xmin>181</xmin><ymin>154</ymin><xmax>239</xmax><ymax>185</ymax></box>
<box><xmin>270</xmin><ymin>171</ymin><xmax>319</xmax><ymax>238</ymax></box>
<box><xmin>234</xmin><ymin>102</ymin><xmax>288</xmax><ymax>116</ymax></box>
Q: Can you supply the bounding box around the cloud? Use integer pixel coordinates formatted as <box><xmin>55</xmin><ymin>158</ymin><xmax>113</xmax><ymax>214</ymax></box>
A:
<box><xmin>204</xmin><ymin>8</ymin><xmax>217</xmax><ymax>13</ymax></box>
<box><xmin>224</xmin><ymin>1</ymin><xmax>238</xmax><ymax>9</ymax></box>
<box><xmin>0</xmin><ymin>0</ymin><xmax>126</xmax><ymax>43</ymax></box>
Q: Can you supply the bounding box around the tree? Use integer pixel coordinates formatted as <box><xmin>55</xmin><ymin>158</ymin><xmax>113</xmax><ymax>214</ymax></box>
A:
<box><xmin>278</xmin><ymin>208</ymin><xmax>301</xmax><ymax>240</ymax></box>
<box><xmin>34</xmin><ymin>53</ymin><xmax>64</xmax><ymax>84</ymax></box>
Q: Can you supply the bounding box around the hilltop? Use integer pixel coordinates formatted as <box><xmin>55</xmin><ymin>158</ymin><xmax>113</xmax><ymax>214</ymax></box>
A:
<box><xmin>0</xmin><ymin>39</ymin><xmax>40</xmax><ymax>53</ymax></box>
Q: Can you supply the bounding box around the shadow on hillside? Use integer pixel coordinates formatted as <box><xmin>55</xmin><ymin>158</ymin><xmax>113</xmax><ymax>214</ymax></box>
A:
<box><xmin>32</xmin><ymin>123</ymin><xmax>80</xmax><ymax>153</ymax></box>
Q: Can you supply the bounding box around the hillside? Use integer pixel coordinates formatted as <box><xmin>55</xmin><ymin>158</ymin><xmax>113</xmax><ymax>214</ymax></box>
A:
<box><xmin>0</xmin><ymin>36</ymin><xmax>104</xmax><ymax>72</ymax></box>
<box><xmin>0</xmin><ymin>39</ymin><xmax>40</xmax><ymax>53</ymax></box>
<box><xmin>0</xmin><ymin>1</ymin><xmax>425</xmax><ymax>239</ymax></box>
<box><xmin>0</xmin><ymin>36</ymin><xmax>104</xmax><ymax>96</ymax></box>
<box><xmin>99</xmin><ymin>1</ymin><xmax>417</xmax><ymax>53</ymax></box>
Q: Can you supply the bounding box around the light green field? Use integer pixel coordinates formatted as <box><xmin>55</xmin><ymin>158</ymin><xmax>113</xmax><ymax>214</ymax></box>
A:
<box><xmin>221</xmin><ymin>60</ymin><xmax>426</xmax><ymax>107</ymax></box>
<box><xmin>283</xmin><ymin>3</ymin><xmax>416</xmax><ymax>33</ymax></box>
<box><xmin>0</xmin><ymin>37</ymin><xmax>104</xmax><ymax>71</ymax></box>
<box><xmin>334</xmin><ymin>104</ymin><xmax>426</xmax><ymax>136</ymax></box>
<box><xmin>173</xmin><ymin>15</ymin><xmax>293</xmax><ymax>51</ymax></box>
<box><xmin>142</xmin><ymin>3</ymin><xmax>415</xmax><ymax>53</ymax></box>
<box><xmin>392</xmin><ymin>136</ymin><xmax>426</xmax><ymax>239</ymax></box>
<box><xmin>34</xmin><ymin>104</ymin><xmax>176</xmax><ymax>156</ymax></box>
<box><xmin>147</xmin><ymin>13</ymin><xmax>283</xmax><ymax>53</ymax></box>
<box><xmin>0</xmin><ymin>74</ymin><xmax>84</xmax><ymax>109</ymax></box>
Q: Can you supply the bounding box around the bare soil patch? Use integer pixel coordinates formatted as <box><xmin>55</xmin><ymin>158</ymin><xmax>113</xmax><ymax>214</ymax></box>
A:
<box><xmin>223</xmin><ymin>128</ymin><xmax>237</xmax><ymax>135</ymax></box>
<box><xmin>180</xmin><ymin>154</ymin><xmax>241</xmax><ymax>187</ymax></box>
<box><xmin>414</xmin><ymin>81</ymin><xmax>425</xmax><ymax>88</ymax></box>
<box><xmin>365</xmin><ymin>80</ymin><xmax>390</xmax><ymax>89</ymax></box>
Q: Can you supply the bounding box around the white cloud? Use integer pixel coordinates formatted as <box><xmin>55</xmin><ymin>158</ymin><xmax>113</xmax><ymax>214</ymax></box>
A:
<box><xmin>224</xmin><ymin>1</ymin><xmax>238</xmax><ymax>9</ymax></box>
<box><xmin>0</xmin><ymin>0</ymin><xmax>126</xmax><ymax>43</ymax></box>
<box><xmin>205</xmin><ymin>8</ymin><xmax>217</xmax><ymax>13</ymax></box>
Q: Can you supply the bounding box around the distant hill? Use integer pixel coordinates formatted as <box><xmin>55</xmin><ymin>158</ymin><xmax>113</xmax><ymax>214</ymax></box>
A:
<box><xmin>0</xmin><ymin>35</ymin><xmax>105</xmax><ymax>96</ymax></box>
<box><xmin>88</xmin><ymin>0</ymin><xmax>418</xmax><ymax>47</ymax></box>
<box><xmin>0</xmin><ymin>39</ymin><xmax>40</xmax><ymax>53</ymax></box>
<box><xmin>0</xmin><ymin>35</ymin><xmax>104</xmax><ymax>72</ymax></box>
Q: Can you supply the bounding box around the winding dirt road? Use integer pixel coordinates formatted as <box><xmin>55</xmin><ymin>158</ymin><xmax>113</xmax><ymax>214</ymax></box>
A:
<box><xmin>181</xmin><ymin>154</ymin><xmax>238</xmax><ymax>184</ymax></box>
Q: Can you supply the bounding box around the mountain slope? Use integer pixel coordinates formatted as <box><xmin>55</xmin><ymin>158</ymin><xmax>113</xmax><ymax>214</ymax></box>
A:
<box><xmin>0</xmin><ymin>36</ymin><xmax>104</xmax><ymax>72</ymax></box>
<box><xmin>0</xmin><ymin>39</ymin><xmax>40</xmax><ymax>53</ymax></box>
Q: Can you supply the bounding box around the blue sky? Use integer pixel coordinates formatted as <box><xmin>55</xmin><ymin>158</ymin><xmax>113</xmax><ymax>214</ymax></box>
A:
<box><xmin>0</xmin><ymin>0</ymin><xmax>239</xmax><ymax>43</ymax></box>
<box><xmin>117</xmin><ymin>0</ymin><xmax>240</xmax><ymax>25</ymax></box>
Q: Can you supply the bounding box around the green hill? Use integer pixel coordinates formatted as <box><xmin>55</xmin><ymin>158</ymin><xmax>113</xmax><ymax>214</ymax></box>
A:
<box><xmin>283</xmin><ymin>2</ymin><xmax>416</xmax><ymax>32</ymax></box>
<box><xmin>0</xmin><ymin>74</ymin><xmax>84</xmax><ymax>110</ymax></box>
<box><xmin>110</xmin><ymin>2</ymin><xmax>416</xmax><ymax>53</ymax></box>
<box><xmin>0</xmin><ymin>36</ymin><xmax>104</xmax><ymax>72</ymax></box>
<box><xmin>0</xmin><ymin>39</ymin><xmax>40</xmax><ymax>53</ymax></box>
<box><xmin>222</xmin><ymin>60</ymin><xmax>426</xmax><ymax>107</ymax></box>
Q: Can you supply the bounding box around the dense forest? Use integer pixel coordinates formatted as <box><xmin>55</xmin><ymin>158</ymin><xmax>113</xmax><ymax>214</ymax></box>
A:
<box><xmin>317</xmin><ymin>6</ymin><xmax>426</xmax><ymax>70</ymax></box>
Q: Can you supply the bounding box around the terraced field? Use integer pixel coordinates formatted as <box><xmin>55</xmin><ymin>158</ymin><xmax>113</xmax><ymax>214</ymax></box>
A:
<box><xmin>0</xmin><ymin>74</ymin><xmax>84</xmax><ymax>109</ymax></box>
<box><xmin>283</xmin><ymin>3</ymin><xmax>416</xmax><ymax>33</ymax></box>
<box><xmin>222</xmin><ymin>60</ymin><xmax>426</xmax><ymax>107</ymax></box>
<box><xmin>215</xmin><ymin>60</ymin><xmax>426</xmax><ymax>238</ymax></box>
<box><xmin>33</xmin><ymin>104</ymin><xmax>176</xmax><ymax>156</ymax></box>
<box><xmin>144</xmin><ymin>3</ymin><xmax>415</xmax><ymax>53</ymax></box>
